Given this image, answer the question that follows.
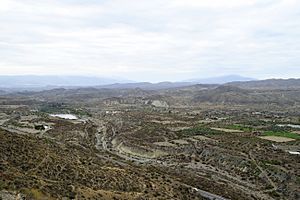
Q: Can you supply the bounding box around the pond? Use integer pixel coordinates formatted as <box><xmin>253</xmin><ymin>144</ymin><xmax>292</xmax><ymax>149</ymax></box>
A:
<box><xmin>50</xmin><ymin>114</ymin><xmax>78</xmax><ymax>120</ymax></box>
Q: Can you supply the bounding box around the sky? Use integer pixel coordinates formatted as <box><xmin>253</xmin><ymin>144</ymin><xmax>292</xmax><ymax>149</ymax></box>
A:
<box><xmin>0</xmin><ymin>0</ymin><xmax>299</xmax><ymax>82</ymax></box>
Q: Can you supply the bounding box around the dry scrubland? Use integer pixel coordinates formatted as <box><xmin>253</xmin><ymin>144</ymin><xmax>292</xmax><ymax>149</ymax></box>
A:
<box><xmin>0</xmin><ymin>80</ymin><xmax>300</xmax><ymax>199</ymax></box>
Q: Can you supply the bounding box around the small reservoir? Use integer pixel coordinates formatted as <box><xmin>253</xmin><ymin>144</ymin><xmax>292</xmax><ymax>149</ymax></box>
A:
<box><xmin>50</xmin><ymin>114</ymin><xmax>78</xmax><ymax>120</ymax></box>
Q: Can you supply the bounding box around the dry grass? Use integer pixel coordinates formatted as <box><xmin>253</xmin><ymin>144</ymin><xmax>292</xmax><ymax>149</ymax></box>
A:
<box><xmin>193</xmin><ymin>135</ymin><xmax>214</xmax><ymax>141</ymax></box>
<box><xmin>292</xmin><ymin>131</ymin><xmax>300</xmax><ymax>135</ymax></box>
<box><xmin>77</xmin><ymin>187</ymin><xmax>142</xmax><ymax>200</ymax></box>
<box><xmin>211</xmin><ymin>127</ymin><xmax>244</xmax><ymax>133</ymax></box>
<box><xmin>259</xmin><ymin>136</ymin><xmax>295</xmax><ymax>142</ymax></box>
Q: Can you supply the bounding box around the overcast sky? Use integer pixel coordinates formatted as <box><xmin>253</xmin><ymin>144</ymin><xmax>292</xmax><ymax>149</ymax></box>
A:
<box><xmin>0</xmin><ymin>0</ymin><xmax>299</xmax><ymax>82</ymax></box>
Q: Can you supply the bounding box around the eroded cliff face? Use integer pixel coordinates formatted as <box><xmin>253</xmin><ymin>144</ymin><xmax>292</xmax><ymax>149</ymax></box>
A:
<box><xmin>150</xmin><ymin>100</ymin><xmax>169</xmax><ymax>108</ymax></box>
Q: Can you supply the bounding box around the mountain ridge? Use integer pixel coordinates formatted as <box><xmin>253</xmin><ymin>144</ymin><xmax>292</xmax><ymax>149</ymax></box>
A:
<box><xmin>185</xmin><ymin>74</ymin><xmax>255</xmax><ymax>84</ymax></box>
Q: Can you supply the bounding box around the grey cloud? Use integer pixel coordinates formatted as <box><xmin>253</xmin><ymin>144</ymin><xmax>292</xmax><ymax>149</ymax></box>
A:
<box><xmin>0</xmin><ymin>0</ymin><xmax>299</xmax><ymax>82</ymax></box>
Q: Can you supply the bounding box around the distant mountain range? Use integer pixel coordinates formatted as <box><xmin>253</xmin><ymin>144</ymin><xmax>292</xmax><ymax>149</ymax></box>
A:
<box><xmin>96</xmin><ymin>82</ymin><xmax>194</xmax><ymax>90</ymax></box>
<box><xmin>1</xmin><ymin>75</ymin><xmax>300</xmax><ymax>91</ymax></box>
<box><xmin>227</xmin><ymin>78</ymin><xmax>300</xmax><ymax>90</ymax></box>
<box><xmin>0</xmin><ymin>75</ymin><xmax>132</xmax><ymax>89</ymax></box>
<box><xmin>7</xmin><ymin>78</ymin><xmax>300</xmax><ymax>107</ymax></box>
<box><xmin>186</xmin><ymin>75</ymin><xmax>255</xmax><ymax>84</ymax></box>
<box><xmin>0</xmin><ymin>75</ymin><xmax>255</xmax><ymax>90</ymax></box>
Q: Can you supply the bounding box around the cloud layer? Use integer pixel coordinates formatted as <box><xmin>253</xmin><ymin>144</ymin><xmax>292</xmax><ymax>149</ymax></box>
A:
<box><xmin>0</xmin><ymin>0</ymin><xmax>299</xmax><ymax>82</ymax></box>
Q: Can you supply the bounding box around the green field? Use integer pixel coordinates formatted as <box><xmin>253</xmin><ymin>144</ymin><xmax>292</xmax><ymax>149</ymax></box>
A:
<box><xmin>263</xmin><ymin>131</ymin><xmax>300</xmax><ymax>140</ymax></box>
<box><xmin>227</xmin><ymin>124</ymin><xmax>254</xmax><ymax>132</ymax></box>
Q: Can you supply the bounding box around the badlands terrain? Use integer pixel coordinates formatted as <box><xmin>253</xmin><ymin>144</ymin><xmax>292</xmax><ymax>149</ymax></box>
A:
<box><xmin>0</xmin><ymin>79</ymin><xmax>299</xmax><ymax>199</ymax></box>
